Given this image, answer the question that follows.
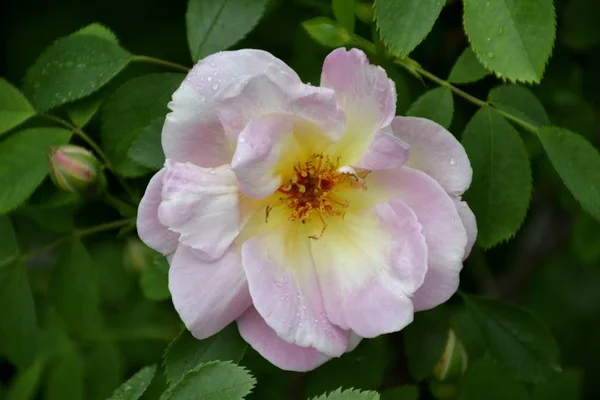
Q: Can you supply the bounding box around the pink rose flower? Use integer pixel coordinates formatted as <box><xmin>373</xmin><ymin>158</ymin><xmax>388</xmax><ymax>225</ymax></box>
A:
<box><xmin>137</xmin><ymin>48</ymin><xmax>477</xmax><ymax>371</ymax></box>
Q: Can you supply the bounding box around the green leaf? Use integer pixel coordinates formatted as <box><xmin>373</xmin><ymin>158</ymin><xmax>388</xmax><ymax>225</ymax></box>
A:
<box><xmin>488</xmin><ymin>84</ymin><xmax>550</xmax><ymax>127</ymax></box>
<box><xmin>332</xmin><ymin>0</ymin><xmax>356</xmax><ymax>33</ymax></box>
<box><xmin>374</xmin><ymin>0</ymin><xmax>445</xmax><ymax>56</ymax></box>
<box><xmin>186</xmin><ymin>0</ymin><xmax>268</xmax><ymax>62</ymax></box>
<box><xmin>85</xmin><ymin>342</ymin><xmax>123</xmax><ymax>400</ymax></box>
<box><xmin>406</xmin><ymin>87</ymin><xmax>453</xmax><ymax>129</ymax></box>
<box><xmin>538</xmin><ymin>127</ymin><xmax>600</xmax><ymax>221</ymax></box>
<box><xmin>140</xmin><ymin>255</ymin><xmax>170</xmax><ymax>301</ymax></box>
<box><xmin>305</xmin><ymin>337</ymin><xmax>390</xmax><ymax>398</ymax></box>
<box><xmin>128</xmin><ymin>117</ymin><xmax>166</xmax><ymax>170</ymax></box>
<box><xmin>23</xmin><ymin>34</ymin><xmax>131</xmax><ymax>111</ymax></box>
<box><xmin>107</xmin><ymin>365</ymin><xmax>156</xmax><ymax>400</ymax></box>
<box><xmin>49</xmin><ymin>238</ymin><xmax>103</xmax><ymax>338</ymax></box>
<box><xmin>0</xmin><ymin>79</ymin><xmax>36</xmax><ymax>136</ymax></box>
<box><xmin>448</xmin><ymin>47</ymin><xmax>490</xmax><ymax>84</ymax></box>
<box><xmin>462</xmin><ymin>108</ymin><xmax>531</xmax><ymax>247</ymax></box>
<box><xmin>101</xmin><ymin>73</ymin><xmax>183</xmax><ymax>177</ymax></box>
<box><xmin>459</xmin><ymin>358</ymin><xmax>529</xmax><ymax>400</ymax></box>
<box><xmin>380</xmin><ymin>386</ymin><xmax>419</xmax><ymax>400</ymax></box>
<box><xmin>303</xmin><ymin>18</ymin><xmax>351</xmax><ymax>48</ymax></box>
<box><xmin>6</xmin><ymin>359</ymin><xmax>45</xmax><ymax>400</ymax></box>
<box><xmin>0</xmin><ymin>216</ymin><xmax>19</xmax><ymax>268</ymax></box>
<box><xmin>311</xmin><ymin>388</ymin><xmax>380</xmax><ymax>400</ymax></box>
<box><xmin>404</xmin><ymin>306</ymin><xmax>450</xmax><ymax>381</ymax></box>
<box><xmin>164</xmin><ymin>325</ymin><xmax>247</xmax><ymax>386</ymax></box>
<box><xmin>89</xmin><ymin>240</ymin><xmax>135</xmax><ymax>305</ymax></box>
<box><xmin>161</xmin><ymin>361</ymin><xmax>255</xmax><ymax>400</ymax></box>
<box><xmin>44</xmin><ymin>352</ymin><xmax>85</xmax><ymax>400</ymax></box>
<box><xmin>462</xmin><ymin>0</ymin><xmax>556</xmax><ymax>83</ymax></box>
<box><xmin>0</xmin><ymin>264</ymin><xmax>38</xmax><ymax>369</ymax></box>
<box><xmin>73</xmin><ymin>23</ymin><xmax>119</xmax><ymax>42</ymax></box>
<box><xmin>463</xmin><ymin>295</ymin><xmax>561</xmax><ymax>383</ymax></box>
<box><xmin>532</xmin><ymin>370</ymin><xmax>582</xmax><ymax>400</ymax></box>
<box><xmin>0</xmin><ymin>127</ymin><xmax>71</xmax><ymax>214</ymax></box>
<box><xmin>66</xmin><ymin>93</ymin><xmax>105</xmax><ymax>128</ymax></box>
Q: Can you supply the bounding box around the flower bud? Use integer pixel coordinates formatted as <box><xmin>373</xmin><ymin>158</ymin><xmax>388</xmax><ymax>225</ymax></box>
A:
<box><xmin>356</xmin><ymin>2</ymin><xmax>374</xmax><ymax>24</ymax></box>
<box><xmin>302</xmin><ymin>17</ymin><xmax>351</xmax><ymax>48</ymax></box>
<box><xmin>49</xmin><ymin>145</ymin><xmax>104</xmax><ymax>196</ymax></box>
<box><xmin>432</xmin><ymin>329</ymin><xmax>468</xmax><ymax>382</ymax></box>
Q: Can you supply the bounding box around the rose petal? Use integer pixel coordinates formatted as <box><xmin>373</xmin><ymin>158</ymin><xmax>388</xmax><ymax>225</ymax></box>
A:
<box><xmin>369</xmin><ymin>167</ymin><xmax>468</xmax><ymax>311</ymax></box>
<box><xmin>321</xmin><ymin>48</ymin><xmax>396</xmax><ymax>164</ymax></box>
<box><xmin>237</xmin><ymin>306</ymin><xmax>330</xmax><ymax>372</ymax></box>
<box><xmin>136</xmin><ymin>169</ymin><xmax>179</xmax><ymax>255</ymax></box>
<box><xmin>354</xmin><ymin>126</ymin><xmax>410</xmax><ymax>170</ymax></box>
<box><xmin>241</xmin><ymin>224</ymin><xmax>349</xmax><ymax>357</ymax></box>
<box><xmin>310</xmin><ymin>202</ymin><xmax>427</xmax><ymax>338</ymax></box>
<box><xmin>391</xmin><ymin>117</ymin><xmax>472</xmax><ymax>196</ymax></box>
<box><xmin>170</xmin><ymin>244</ymin><xmax>251</xmax><ymax>339</ymax></box>
<box><xmin>454</xmin><ymin>199</ymin><xmax>477</xmax><ymax>260</ymax></box>
<box><xmin>163</xmin><ymin>49</ymin><xmax>301</xmax><ymax>166</ymax></box>
<box><xmin>158</xmin><ymin>160</ymin><xmax>239</xmax><ymax>261</ymax></box>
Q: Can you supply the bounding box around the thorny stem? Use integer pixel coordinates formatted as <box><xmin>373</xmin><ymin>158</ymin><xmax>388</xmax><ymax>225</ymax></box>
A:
<box><xmin>40</xmin><ymin>114</ymin><xmax>138</xmax><ymax>202</ymax></box>
<box><xmin>19</xmin><ymin>218</ymin><xmax>134</xmax><ymax>263</ymax></box>
<box><xmin>132</xmin><ymin>55</ymin><xmax>191</xmax><ymax>73</ymax></box>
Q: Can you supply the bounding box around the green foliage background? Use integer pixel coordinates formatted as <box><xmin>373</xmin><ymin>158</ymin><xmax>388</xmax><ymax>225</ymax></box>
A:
<box><xmin>1</xmin><ymin>0</ymin><xmax>600</xmax><ymax>399</ymax></box>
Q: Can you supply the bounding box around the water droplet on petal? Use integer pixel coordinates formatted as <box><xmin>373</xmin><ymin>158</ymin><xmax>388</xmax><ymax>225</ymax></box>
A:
<box><xmin>210</xmin><ymin>168</ymin><xmax>216</xmax><ymax>174</ymax></box>
<box><xmin>239</xmin><ymin>137</ymin><xmax>246</xmax><ymax>143</ymax></box>
<box><xmin>207</xmin><ymin>76</ymin><xmax>213</xmax><ymax>82</ymax></box>
<box><xmin>449</xmin><ymin>157</ymin><xmax>456</xmax><ymax>165</ymax></box>
<box><xmin>199</xmin><ymin>95</ymin><xmax>206</xmax><ymax>102</ymax></box>
<box><xmin>212</xmin><ymin>83</ymin><xmax>219</xmax><ymax>90</ymax></box>
<box><xmin>209</xmin><ymin>62</ymin><xmax>216</xmax><ymax>67</ymax></box>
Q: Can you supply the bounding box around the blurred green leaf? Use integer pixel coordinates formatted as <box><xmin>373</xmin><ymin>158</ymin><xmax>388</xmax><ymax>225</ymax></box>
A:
<box><xmin>404</xmin><ymin>306</ymin><xmax>450</xmax><ymax>381</ymax></box>
<box><xmin>406</xmin><ymin>87</ymin><xmax>453</xmax><ymax>129</ymax></box>
<box><xmin>332</xmin><ymin>0</ymin><xmax>356</xmax><ymax>33</ymax></box>
<box><xmin>0</xmin><ymin>79</ymin><xmax>36</xmax><ymax>136</ymax></box>
<box><xmin>0</xmin><ymin>216</ymin><xmax>19</xmax><ymax>267</ymax></box>
<box><xmin>374</xmin><ymin>0</ymin><xmax>445</xmax><ymax>57</ymax></box>
<box><xmin>101</xmin><ymin>73</ymin><xmax>183</xmax><ymax>177</ymax></box>
<box><xmin>88</xmin><ymin>240</ymin><xmax>135</xmax><ymax>305</ymax></box>
<box><xmin>107</xmin><ymin>365</ymin><xmax>156</xmax><ymax>400</ymax></box>
<box><xmin>488</xmin><ymin>84</ymin><xmax>550</xmax><ymax>127</ymax></box>
<box><xmin>459</xmin><ymin>357</ymin><xmax>529</xmax><ymax>400</ymax></box>
<box><xmin>561</xmin><ymin>0</ymin><xmax>600</xmax><ymax>51</ymax></box>
<box><xmin>85</xmin><ymin>342</ymin><xmax>123</xmax><ymax>400</ymax></box>
<box><xmin>303</xmin><ymin>17</ymin><xmax>351</xmax><ymax>48</ymax></box>
<box><xmin>305</xmin><ymin>336</ymin><xmax>390</xmax><ymax>398</ymax></box>
<box><xmin>161</xmin><ymin>361</ymin><xmax>255</xmax><ymax>400</ymax></box>
<box><xmin>462</xmin><ymin>0</ymin><xmax>555</xmax><ymax>83</ymax></box>
<box><xmin>311</xmin><ymin>388</ymin><xmax>380</xmax><ymax>400</ymax></box>
<box><xmin>532</xmin><ymin>369</ymin><xmax>582</xmax><ymax>400</ymax></box>
<box><xmin>448</xmin><ymin>47</ymin><xmax>490</xmax><ymax>84</ymax></box>
<box><xmin>128</xmin><ymin>117</ymin><xmax>166</xmax><ymax>170</ymax></box>
<box><xmin>451</xmin><ymin>307</ymin><xmax>486</xmax><ymax>361</ymax></box>
<box><xmin>164</xmin><ymin>325</ymin><xmax>247</xmax><ymax>386</ymax></box>
<box><xmin>380</xmin><ymin>386</ymin><xmax>419</xmax><ymax>400</ymax></box>
<box><xmin>0</xmin><ymin>264</ymin><xmax>38</xmax><ymax>369</ymax></box>
<box><xmin>140</xmin><ymin>255</ymin><xmax>170</xmax><ymax>301</ymax></box>
<box><xmin>44</xmin><ymin>351</ymin><xmax>85</xmax><ymax>400</ymax></box>
<box><xmin>186</xmin><ymin>0</ymin><xmax>268</xmax><ymax>62</ymax></box>
<box><xmin>572</xmin><ymin>212</ymin><xmax>600</xmax><ymax>265</ymax></box>
<box><xmin>0</xmin><ymin>127</ymin><xmax>71</xmax><ymax>214</ymax></box>
<box><xmin>462</xmin><ymin>108</ymin><xmax>531</xmax><ymax>247</ymax></box>
<box><xmin>23</xmin><ymin>34</ymin><xmax>131</xmax><ymax>111</ymax></box>
<box><xmin>49</xmin><ymin>238</ymin><xmax>103</xmax><ymax>338</ymax></box>
<box><xmin>463</xmin><ymin>295</ymin><xmax>561</xmax><ymax>383</ymax></box>
<box><xmin>538</xmin><ymin>127</ymin><xmax>600</xmax><ymax>221</ymax></box>
<box><xmin>6</xmin><ymin>359</ymin><xmax>45</xmax><ymax>400</ymax></box>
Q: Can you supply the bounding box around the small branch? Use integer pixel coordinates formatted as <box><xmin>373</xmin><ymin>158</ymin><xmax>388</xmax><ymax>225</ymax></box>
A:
<box><xmin>20</xmin><ymin>218</ymin><xmax>134</xmax><ymax>262</ymax></box>
<box><xmin>132</xmin><ymin>55</ymin><xmax>190</xmax><ymax>73</ymax></box>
